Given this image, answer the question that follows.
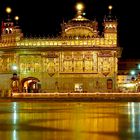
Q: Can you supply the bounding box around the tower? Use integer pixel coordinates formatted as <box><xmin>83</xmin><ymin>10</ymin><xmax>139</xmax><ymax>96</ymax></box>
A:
<box><xmin>1</xmin><ymin>7</ymin><xmax>23</xmax><ymax>43</ymax></box>
<box><xmin>103</xmin><ymin>5</ymin><xmax>117</xmax><ymax>45</ymax></box>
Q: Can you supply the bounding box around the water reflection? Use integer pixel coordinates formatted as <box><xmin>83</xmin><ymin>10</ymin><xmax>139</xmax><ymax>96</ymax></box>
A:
<box><xmin>12</xmin><ymin>102</ymin><xmax>18</xmax><ymax>140</ymax></box>
<box><xmin>127</xmin><ymin>102</ymin><xmax>140</xmax><ymax>139</ymax></box>
<box><xmin>13</xmin><ymin>102</ymin><xmax>17</xmax><ymax>125</ymax></box>
<box><xmin>12</xmin><ymin>129</ymin><xmax>17</xmax><ymax>140</ymax></box>
<box><xmin>0</xmin><ymin>101</ymin><xmax>140</xmax><ymax>140</ymax></box>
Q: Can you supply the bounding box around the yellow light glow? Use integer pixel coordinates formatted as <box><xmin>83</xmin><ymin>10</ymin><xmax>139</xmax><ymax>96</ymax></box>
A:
<box><xmin>76</xmin><ymin>3</ymin><xmax>84</xmax><ymax>11</ymax></box>
<box><xmin>14</xmin><ymin>16</ymin><xmax>19</xmax><ymax>21</ymax></box>
<box><xmin>6</xmin><ymin>7</ymin><xmax>12</xmax><ymax>14</ymax></box>
<box><xmin>125</xmin><ymin>83</ymin><xmax>136</xmax><ymax>88</ymax></box>
<box><xmin>108</xmin><ymin>5</ymin><xmax>112</xmax><ymax>10</ymax></box>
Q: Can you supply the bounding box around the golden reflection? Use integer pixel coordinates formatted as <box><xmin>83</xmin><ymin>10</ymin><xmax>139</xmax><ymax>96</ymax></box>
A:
<box><xmin>1</xmin><ymin>102</ymin><xmax>139</xmax><ymax>140</ymax></box>
<box><xmin>10</xmin><ymin>103</ymin><xmax>120</xmax><ymax>140</ymax></box>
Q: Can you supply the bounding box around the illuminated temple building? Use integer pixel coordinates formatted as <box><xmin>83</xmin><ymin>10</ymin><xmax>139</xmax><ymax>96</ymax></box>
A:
<box><xmin>0</xmin><ymin>4</ymin><xmax>121</xmax><ymax>93</ymax></box>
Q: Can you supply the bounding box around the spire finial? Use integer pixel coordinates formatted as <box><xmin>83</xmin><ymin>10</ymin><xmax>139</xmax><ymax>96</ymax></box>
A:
<box><xmin>14</xmin><ymin>16</ymin><xmax>19</xmax><ymax>21</ymax></box>
<box><xmin>104</xmin><ymin>5</ymin><xmax>115</xmax><ymax>21</ymax></box>
<box><xmin>6</xmin><ymin>7</ymin><xmax>12</xmax><ymax>14</ymax></box>
<box><xmin>108</xmin><ymin>5</ymin><xmax>112</xmax><ymax>14</ymax></box>
<box><xmin>76</xmin><ymin>3</ymin><xmax>84</xmax><ymax>16</ymax></box>
<box><xmin>108</xmin><ymin>5</ymin><xmax>112</xmax><ymax>10</ymax></box>
<box><xmin>14</xmin><ymin>16</ymin><xmax>19</xmax><ymax>26</ymax></box>
<box><xmin>5</xmin><ymin>7</ymin><xmax>12</xmax><ymax>21</ymax></box>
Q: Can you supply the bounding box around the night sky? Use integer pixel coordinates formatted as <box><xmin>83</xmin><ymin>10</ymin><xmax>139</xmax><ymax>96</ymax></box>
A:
<box><xmin>0</xmin><ymin>0</ymin><xmax>138</xmax><ymax>59</ymax></box>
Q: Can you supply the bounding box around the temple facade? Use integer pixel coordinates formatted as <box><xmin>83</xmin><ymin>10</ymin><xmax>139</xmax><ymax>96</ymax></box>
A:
<box><xmin>0</xmin><ymin>4</ymin><xmax>121</xmax><ymax>93</ymax></box>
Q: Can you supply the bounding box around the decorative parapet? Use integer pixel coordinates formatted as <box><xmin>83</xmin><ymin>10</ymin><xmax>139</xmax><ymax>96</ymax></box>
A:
<box><xmin>0</xmin><ymin>42</ymin><xmax>16</xmax><ymax>47</ymax></box>
<box><xmin>13</xmin><ymin>38</ymin><xmax>117</xmax><ymax>48</ymax></box>
<box><xmin>0</xmin><ymin>37</ymin><xmax>117</xmax><ymax>48</ymax></box>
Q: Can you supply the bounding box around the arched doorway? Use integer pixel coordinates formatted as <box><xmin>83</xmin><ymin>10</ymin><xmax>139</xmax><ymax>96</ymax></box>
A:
<box><xmin>21</xmin><ymin>77</ymin><xmax>41</xmax><ymax>93</ymax></box>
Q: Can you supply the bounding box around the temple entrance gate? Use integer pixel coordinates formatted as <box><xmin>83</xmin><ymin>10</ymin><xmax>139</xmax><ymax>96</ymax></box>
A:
<box><xmin>21</xmin><ymin>77</ymin><xmax>41</xmax><ymax>93</ymax></box>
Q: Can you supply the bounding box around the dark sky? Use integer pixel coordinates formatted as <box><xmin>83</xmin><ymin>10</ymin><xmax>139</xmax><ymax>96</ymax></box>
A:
<box><xmin>0</xmin><ymin>0</ymin><xmax>139</xmax><ymax>59</ymax></box>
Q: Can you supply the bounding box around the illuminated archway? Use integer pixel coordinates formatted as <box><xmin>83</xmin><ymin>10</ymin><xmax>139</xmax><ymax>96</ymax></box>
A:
<box><xmin>21</xmin><ymin>77</ymin><xmax>40</xmax><ymax>93</ymax></box>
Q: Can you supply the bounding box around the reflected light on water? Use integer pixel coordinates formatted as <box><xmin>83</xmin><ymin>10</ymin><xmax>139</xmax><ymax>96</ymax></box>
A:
<box><xmin>12</xmin><ymin>102</ymin><xmax>17</xmax><ymax>125</ymax></box>
<box><xmin>1</xmin><ymin>102</ymin><xmax>140</xmax><ymax>140</ymax></box>
<box><xmin>12</xmin><ymin>102</ymin><xmax>18</xmax><ymax>140</ymax></box>
<box><xmin>131</xmin><ymin>102</ymin><xmax>135</xmax><ymax>133</ymax></box>
<box><xmin>128</xmin><ymin>102</ymin><xmax>140</xmax><ymax>133</ymax></box>
<box><xmin>128</xmin><ymin>102</ymin><xmax>135</xmax><ymax>132</ymax></box>
<box><xmin>12</xmin><ymin>129</ymin><xmax>17</xmax><ymax>140</ymax></box>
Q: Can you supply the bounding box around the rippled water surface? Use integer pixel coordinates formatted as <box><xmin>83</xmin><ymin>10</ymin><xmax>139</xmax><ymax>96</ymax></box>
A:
<box><xmin>0</xmin><ymin>100</ymin><xmax>140</xmax><ymax>140</ymax></box>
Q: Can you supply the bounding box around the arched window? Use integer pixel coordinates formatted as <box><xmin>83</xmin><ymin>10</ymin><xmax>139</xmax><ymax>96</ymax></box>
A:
<box><xmin>9</xmin><ymin>28</ymin><xmax>12</xmax><ymax>34</ymax></box>
<box><xmin>5</xmin><ymin>28</ymin><xmax>9</xmax><ymax>34</ymax></box>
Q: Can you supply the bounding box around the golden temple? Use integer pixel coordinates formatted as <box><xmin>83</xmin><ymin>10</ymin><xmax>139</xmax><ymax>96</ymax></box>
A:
<box><xmin>0</xmin><ymin>4</ymin><xmax>121</xmax><ymax>93</ymax></box>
